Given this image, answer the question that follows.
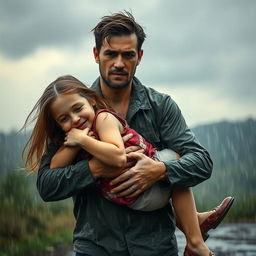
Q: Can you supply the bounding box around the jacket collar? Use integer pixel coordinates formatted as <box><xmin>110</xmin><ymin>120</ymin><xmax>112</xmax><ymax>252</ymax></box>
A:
<box><xmin>91</xmin><ymin>77</ymin><xmax>151</xmax><ymax>122</ymax></box>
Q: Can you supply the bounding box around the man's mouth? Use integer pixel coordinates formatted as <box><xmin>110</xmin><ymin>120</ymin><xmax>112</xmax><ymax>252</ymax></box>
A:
<box><xmin>109</xmin><ymin>71</ymin><xmax>128</xmax><ymax>76</ymax></box>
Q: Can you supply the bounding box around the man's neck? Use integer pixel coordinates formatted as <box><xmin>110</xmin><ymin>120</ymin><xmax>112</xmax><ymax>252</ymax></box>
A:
<box><xmin>100</xmin><ymin>78</ymin><xmax>132</xmax><ymax>118</ymax></box>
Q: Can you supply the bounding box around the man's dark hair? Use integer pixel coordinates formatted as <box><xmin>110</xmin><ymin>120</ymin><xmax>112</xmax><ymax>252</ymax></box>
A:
<box><xmin>92</xmin><ymin>11</ymin><xmax>146</xmax><ymax>53</ymax></box>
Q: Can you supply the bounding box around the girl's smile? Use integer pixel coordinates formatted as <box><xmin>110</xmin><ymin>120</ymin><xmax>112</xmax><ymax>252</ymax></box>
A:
<box><xmin>50</xmin><ymin>93</ymin><xmax>96</xmax><ymax>132</ymax></box>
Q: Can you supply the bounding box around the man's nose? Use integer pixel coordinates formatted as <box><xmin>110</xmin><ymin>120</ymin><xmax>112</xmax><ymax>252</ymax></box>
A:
<box><xmin>114</xmin><ymin>55</ymin><xmax>125</xmax><ymax>69</ymax></box>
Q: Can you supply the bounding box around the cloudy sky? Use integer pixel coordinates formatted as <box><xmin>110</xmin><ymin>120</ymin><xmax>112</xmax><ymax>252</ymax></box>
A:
<box><xmin>1</xmin><ymin>0</ymin><xmax>255</xmax><ymax>132</ymax></box>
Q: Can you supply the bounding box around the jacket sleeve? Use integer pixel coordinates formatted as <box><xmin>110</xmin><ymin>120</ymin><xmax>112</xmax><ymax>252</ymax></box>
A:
<box><xmin>159</xmin><ymin>96</ymin><xmax>213</xmax><ymax>188</ymax></box>
<box><xmin>37</xmin><ymin>142</ymin><xmax>96</xmax><ymax>202</ymax></box>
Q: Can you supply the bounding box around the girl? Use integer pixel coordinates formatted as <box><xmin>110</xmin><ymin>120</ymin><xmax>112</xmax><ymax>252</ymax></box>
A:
<box><xmin>24</xmin><ymin>75</ymin><xmax>232</xmax><ymax>256</ymax></box>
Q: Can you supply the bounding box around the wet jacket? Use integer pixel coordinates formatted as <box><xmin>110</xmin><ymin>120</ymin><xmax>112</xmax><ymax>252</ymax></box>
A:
<box><xmin>37</xmin><ymin>77</ymin><xmax>213</xmax><ymax>256</ymax></box>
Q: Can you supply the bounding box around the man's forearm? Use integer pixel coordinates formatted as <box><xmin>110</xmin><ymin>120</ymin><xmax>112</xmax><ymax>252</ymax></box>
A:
<box><xmin>163</xmin><ymin>149</ymin><xmax>213</xmax><ymax>188</ymax></box>
<box><xmin>37</xmin><ymin>143</ymin><xmax>95</xmax><ymax>201</ymax></box>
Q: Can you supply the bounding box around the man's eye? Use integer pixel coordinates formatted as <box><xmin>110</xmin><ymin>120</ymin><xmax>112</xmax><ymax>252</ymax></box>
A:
<box><xmin>123</xmin><ymin>52</ymin><xmax>135</xmax><ymax>58</ymax></box>
<box><xmin>105</xmin><ymin>51</ymin><xmax>115</xmax><ymax>57</ymax></box>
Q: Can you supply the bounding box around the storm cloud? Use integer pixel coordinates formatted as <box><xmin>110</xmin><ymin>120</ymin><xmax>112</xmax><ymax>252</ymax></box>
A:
<box><xmin>0</xmin><ymin>0</ymin><xmax>95</xmax><ymax>58</ymax></box>
<box><xmin>0</xmin><ymin>0</ymin><xmax>256</xmax><ymax>131</ymax></box>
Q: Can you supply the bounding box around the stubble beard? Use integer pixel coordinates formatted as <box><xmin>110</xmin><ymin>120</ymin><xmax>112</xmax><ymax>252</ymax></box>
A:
<box><xmin>99</xmin><ymin>65</ymin><xmax>137</xmax><ymax>90</ymax></box>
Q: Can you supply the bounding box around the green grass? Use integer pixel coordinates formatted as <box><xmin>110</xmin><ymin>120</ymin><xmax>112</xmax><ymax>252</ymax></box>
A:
<box><xmin>0</xmin><ymin>229</ymin><xmax>72</xmax><ymax>256</ymax></box>
<box><xmin>0</xmin><ymin>172</ymin><xmax>74</xmax><ymax>256</ymax></box>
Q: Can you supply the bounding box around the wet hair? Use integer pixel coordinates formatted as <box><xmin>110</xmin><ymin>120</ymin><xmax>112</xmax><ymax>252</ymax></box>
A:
<box><xmin>92</xmin><ymin>11</ymin><xmax>146</xmax><ymax>53</ymax></box>
<box><xmin>22</xmin><ymin>75</ymin><xmax>112</xmax><ymax>172</ymax></box>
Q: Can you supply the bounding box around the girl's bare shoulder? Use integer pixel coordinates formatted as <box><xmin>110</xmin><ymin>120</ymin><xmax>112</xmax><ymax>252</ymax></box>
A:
<box><xmin>96</xmin><ymin>111</ymin><xmax>123</xmax><ymax>131</ymax></box>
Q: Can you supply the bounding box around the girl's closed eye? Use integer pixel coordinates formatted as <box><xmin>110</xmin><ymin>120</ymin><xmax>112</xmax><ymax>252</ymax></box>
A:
<box><xmin>59</xmin><ymin>116</ymin><xmax>69</xmax><ymax>123</ymax></box>
<box><xmin>74</xmin><ymin>105</ymin><xmax>83</xmax><ymax>112</ymax></box>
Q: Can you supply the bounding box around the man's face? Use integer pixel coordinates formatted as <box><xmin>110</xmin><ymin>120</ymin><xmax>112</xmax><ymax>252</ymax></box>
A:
<box><xmin>94</xmin><ymin>33</ymin><xmax>143</xmax><ymax>89</ymax></box>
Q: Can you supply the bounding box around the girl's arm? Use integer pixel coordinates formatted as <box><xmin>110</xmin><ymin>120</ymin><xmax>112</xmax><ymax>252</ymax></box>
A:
<box><xmin>50</xmin><ymin>145</ymin><xmax>80</xmax><ymax>168</ymax></box>
<box><xmin>65</xmin><ymin>112</ymin><xmax>126</xmax><ymax>168</ymax></box>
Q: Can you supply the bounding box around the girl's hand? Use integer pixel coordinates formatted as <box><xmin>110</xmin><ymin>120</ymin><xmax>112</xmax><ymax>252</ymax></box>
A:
<box><xmin>64</xmin><ymin>127</ymin><xmax>90</xmax><ymax>147</ymax></box>
<box><xmin>88</xmin><ymin>130</ymin><xmax>96</xmax><ymax>139</ymax></box>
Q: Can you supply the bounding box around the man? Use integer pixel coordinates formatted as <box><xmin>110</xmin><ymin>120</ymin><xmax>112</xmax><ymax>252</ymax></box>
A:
<box><xmin>38</xmin><ymin>12</ymin><xmax>230</xmax><ymax>256</ymax></box>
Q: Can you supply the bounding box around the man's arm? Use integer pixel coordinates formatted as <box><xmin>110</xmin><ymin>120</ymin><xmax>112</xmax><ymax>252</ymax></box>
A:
<box><xmin>110</xmin><ymin>95</ymin><xmax>212</xmax><ymax>197</ymax></box>
<box><xmin>37</xmin><ymin>142</ymin><xmax>95</xmax><ymax>202</ymax></box>
<box><xmin>158</xmin><ymin>96</ymin><xmax>213</xmax><ymax>188</ymax></box>
<box><xmin>37</xmin><ymin>142</ymin><xmax>125</xmax><ymax>202</ymax></box>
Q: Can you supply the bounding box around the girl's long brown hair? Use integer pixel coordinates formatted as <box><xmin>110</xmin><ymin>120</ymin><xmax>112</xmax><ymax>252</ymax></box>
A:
<box><xmin>22</xmin><ymin>75</ymin><xmax>112</xmax><ymax>172</ymax></box>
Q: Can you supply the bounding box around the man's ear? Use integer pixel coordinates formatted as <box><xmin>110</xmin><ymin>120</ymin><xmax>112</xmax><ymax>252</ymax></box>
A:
<box><xmin>137</xmin><ymin>50</ymin><xmax>144</xmax><ymax>66</ymax></box>
<box><xmin>93</xmin><ymin>47</ymin><xmax>100</xmax><ymax>63</ymax></box>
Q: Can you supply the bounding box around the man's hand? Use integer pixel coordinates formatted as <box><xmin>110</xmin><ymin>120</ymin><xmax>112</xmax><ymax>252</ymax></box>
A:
<box><xmin>122</xmin><ymin>133</ymin><xmax>144</xmax><ymax>154</ymax></box>
<box><xmin>109</xmin><ymin>152</ymin><xmax>167</xmax><ymax>198</ymax></box>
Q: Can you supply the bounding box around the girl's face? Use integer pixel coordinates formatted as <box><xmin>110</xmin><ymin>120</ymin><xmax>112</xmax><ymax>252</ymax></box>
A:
<box><xmin>51</xmin><ymin>93</ymin><xmax>96</xmax><ymax>132</ymax></box>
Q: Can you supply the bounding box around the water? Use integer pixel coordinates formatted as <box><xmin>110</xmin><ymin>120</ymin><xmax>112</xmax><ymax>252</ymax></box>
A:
<box><xmin>176</xmin><ymin>223</ymin><xmax>256</xmax><ymax>256</ymax></box>
<box><xmin>65</xmin><ymin>223</ymin><xmax>256</xmax><ymax>256</ymax></box>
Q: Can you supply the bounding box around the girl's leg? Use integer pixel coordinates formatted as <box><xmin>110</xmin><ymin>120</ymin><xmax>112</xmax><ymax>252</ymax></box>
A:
<box><xmin>172</xmin><ymin>187</ymin><xmax>212</xmax><ymax>255</ymax></box>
